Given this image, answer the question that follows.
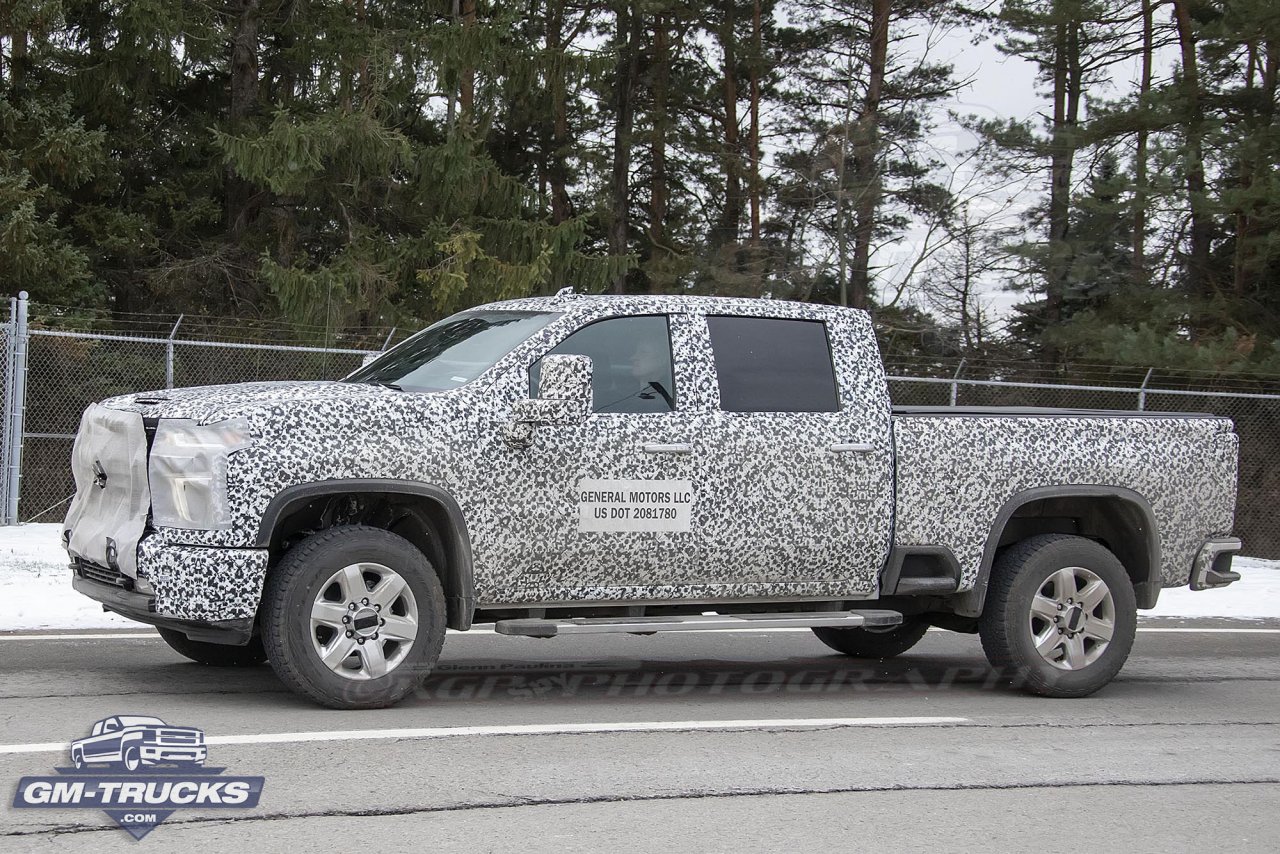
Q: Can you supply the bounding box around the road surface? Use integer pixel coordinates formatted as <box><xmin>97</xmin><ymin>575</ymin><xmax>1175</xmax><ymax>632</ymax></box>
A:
<box><xmin>1</xmin><ymin>619</ymin><xmax>1277</xmax><ymax>851</ymax></box>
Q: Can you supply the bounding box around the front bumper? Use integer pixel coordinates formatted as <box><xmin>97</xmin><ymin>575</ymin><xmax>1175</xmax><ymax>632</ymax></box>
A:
<box><xmin>1190</xmin><ymin>537</ymin><xmax>1243</xmax><ymax>591</ymax></box>
<box><xmin>72</xmin><ymin>573</ymin><xmax>255</xmax><ymax>645</ymax></box>
<box><xmin>140</xmin><ymin>744</ymin><xmax>207</xmax><ymax>764</ymax></box>
<box><xmin>71</xmin><ymin>536</ymin><xmax>269</xmax><ymax>643</ymax></box>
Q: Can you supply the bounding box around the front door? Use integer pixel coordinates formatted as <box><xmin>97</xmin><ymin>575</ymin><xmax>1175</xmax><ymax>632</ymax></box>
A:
<box><xmin>479</xmin><ymin>313</ymin><xmax>709</xmax><ymax>604</ymax></box>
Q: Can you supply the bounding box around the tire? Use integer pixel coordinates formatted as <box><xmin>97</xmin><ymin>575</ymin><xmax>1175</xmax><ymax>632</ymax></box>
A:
<box><xmin>71</xmin><ymin>749</ymin><xmax>84</xmax><ymax>770</ymax></box>
<box><xmin>122</xmin><ymin>746</ymin><xmax>141</xmax><ymax>772</ymax></box>
<box><xmin>261</xmin><ymin>525</ymin><xmax>447</xmax><ymax>710</ymax></box>
<box><xmin>979</xmin><ymin>534</ymin><xmax>1137</xmax><ymax>698</ymax></box>
<box><xmin>157</xmin><ymin>628</ymin><xmax>267</xmax><ymax>667</ymax></box>
<box><xmin>812</xmin><ymin>619</ymin><xmax>930</xmax><ymax>659</ymax></box>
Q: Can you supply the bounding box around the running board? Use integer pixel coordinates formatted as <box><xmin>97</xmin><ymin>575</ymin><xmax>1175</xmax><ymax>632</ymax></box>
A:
<box><xmin>494</xmin><ymin>610</ymin><xmax>904</xmax><ymax>638</ymax></box>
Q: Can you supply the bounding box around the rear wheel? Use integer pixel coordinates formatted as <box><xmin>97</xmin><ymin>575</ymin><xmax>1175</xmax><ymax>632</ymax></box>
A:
<box><xmin>157</xmin><ymin>628</ymin><xmax>267</xmax><ymax>667</ymax></box>
<box><xmin>979</xmin><ymin>534</ymin><xmax>1137</xmax><ymax>698</ymax></box>
<box><xmin>812</xmin><ymin>618</ymin><xmax>930</xmax><ymax>659</ymax></box>
<box><xmin>262</xmin><ymin>525</ymin><xmax>446</xmax><ymax>710</ymax></box>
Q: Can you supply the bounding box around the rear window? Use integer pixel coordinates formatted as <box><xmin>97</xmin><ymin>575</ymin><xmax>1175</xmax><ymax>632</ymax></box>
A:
<box><xmin>706</xmin><ymin>316</ymin><xmax>840</xmax><ymax>413</ymax></box>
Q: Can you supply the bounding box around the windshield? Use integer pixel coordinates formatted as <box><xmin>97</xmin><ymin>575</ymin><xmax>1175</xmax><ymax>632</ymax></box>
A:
<box><xmin>346</xmin><ymin>310</ymin><xmax>558</xmax><ymax>393</ymax></box>
<box><xmin>116</xmin><ymin>716</ymin><xmax>165</xmax><ymax>726</ymax></box>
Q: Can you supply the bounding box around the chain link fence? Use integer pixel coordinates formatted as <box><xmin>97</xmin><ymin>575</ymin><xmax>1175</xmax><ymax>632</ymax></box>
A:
<box><xmin>3</xmin><ymin>295</ymin><xmax>1279</xmax><ymax>557</ymax></box>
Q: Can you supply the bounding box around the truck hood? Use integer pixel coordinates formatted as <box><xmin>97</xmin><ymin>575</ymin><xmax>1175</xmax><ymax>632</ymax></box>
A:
<box><xmin>101</xmin><ymin>380</ymin><xmax>407</xmax><ymax>423</ymax></box>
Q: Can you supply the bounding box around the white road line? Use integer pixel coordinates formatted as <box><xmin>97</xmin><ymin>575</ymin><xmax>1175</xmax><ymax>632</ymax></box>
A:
<box><xmin>0</xmin><ymin>716</ymin><xmax>969</xmax><ymax>756</ymax></box>
<box><xmin>0</xmin><ymin>626</ymin><xmax>1277</xmax><ymax>641</ymax></box>
<box><xmin>1136</xmin><ymin>627</ymin><xmax>1280</xmax><ymax>633</ymax></box>
<box><xmin>0</xmin><ymin>633</ymin><xmax>160</xmax><ymax>640</ymax></box>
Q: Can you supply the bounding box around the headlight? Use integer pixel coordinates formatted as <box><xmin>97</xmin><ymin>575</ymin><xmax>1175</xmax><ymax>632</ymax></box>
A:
<box><xmin>148</xmin><ymin>418</ymin><xmax>253</xmax><ymax>530</ymax></box>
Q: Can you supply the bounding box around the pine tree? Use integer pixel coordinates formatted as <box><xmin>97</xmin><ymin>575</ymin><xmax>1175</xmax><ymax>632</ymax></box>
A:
<box><xmin>774</xmin><ymin>0</ymin><xmax>966</xmax><ymax>309</ymax></box>
<box><xmin>215</xmin><ymin>0</ymin><xmax>630</xmax><ymax>331</ymax></box>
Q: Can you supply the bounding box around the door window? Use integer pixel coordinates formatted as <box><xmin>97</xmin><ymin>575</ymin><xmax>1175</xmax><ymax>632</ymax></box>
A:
<box><xmin>531</xmin><ymin>315</ymin><xmax>677</xmax><ymax>413</ymax></box>
<box><xmin>706</xmin><ymin>316</ymin><xmax>840</xmax><ymax>412</ymax></box>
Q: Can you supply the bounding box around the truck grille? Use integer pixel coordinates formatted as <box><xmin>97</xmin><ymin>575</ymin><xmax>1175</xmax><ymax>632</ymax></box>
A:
<box><xmin>75</xmin><ymin>560</ymin><xmax>130</xmax><ymax>588</ymax></box>
<box><xmin>157</xmin><ymin>729</ymin><xmax>201</xmax><ymax>745</ymax></box>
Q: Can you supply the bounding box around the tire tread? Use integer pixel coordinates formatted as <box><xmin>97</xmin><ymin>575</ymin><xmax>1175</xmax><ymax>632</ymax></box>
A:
<box><xmin>262</xmin><ymin>525</ymin><xmax>446</xmax><ymax>709</ymax></box>
<box><xmin>979</xmin><ymin>533</ymin><xmax>1136</xmax><ymax>698</ymax></box>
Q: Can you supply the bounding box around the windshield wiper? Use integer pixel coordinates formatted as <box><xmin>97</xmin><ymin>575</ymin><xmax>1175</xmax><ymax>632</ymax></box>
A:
<box><xmin>367</xmin><ymin>380</ymin><xmax>403</xmax><ymax>391</ymax></box>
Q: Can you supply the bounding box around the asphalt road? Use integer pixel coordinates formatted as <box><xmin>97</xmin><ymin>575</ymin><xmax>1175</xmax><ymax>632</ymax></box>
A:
<box><xmin>1</xmin><ymin>619</ymin><xmax>1277</xmax><ymax>852</ymax></box>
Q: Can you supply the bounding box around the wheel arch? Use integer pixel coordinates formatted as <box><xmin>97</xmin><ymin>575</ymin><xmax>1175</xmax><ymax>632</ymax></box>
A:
<box><xmin>955</xmin><ymin>485</ymin><xmax>1162</xmax><ymax>616</ymax></box>
<box><xmin>256</xmin><ymin>480</ymin><xmax>476</xmax><ymax>630</ymax></box>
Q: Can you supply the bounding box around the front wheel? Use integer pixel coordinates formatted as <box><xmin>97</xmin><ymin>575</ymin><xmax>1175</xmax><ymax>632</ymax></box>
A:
<box><xmin>979</xmin><ymin>534</ymin><xmax>1137</xmax><ymax>698</ymax></box>
<box><xmin>261</xmin><ymin>525</ymin><xmax>447</xmax><ymax>710</ymax></box>
<box><xmin>122</xmin><ymin>746</ymin><xmax>141</xmax><ymax>772</ymax></box>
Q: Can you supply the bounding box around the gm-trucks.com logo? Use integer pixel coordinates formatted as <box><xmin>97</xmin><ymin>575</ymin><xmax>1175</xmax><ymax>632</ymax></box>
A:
<box><xmin>12</xmin><ymin>715</ymin><xmax>264</xmax><ymax>840</ymax></box>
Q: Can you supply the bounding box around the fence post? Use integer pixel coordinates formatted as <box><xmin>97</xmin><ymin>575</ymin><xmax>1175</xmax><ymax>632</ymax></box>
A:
<box><xmin>165</xmin><ymin>314</ymin><xmax>184</xmax><ymax>389</ymax></box>
<box><xmin>0</xmin><ymin>297</ymin><xmax>15</xmax><ymax>522</ymax></box>
<box><xmin>381</xmin><ymin>327</ymin><xmax>396</xmax><ymax>351</ymax></box>
<box><xmin>1138</xmin><ymin>367</ymin><xmax>1154</xmax><ymax>411</ymax></box>
<box><xmin>950</xmin><ymin>359</ymin><xmax>966</xmax><ymax>407</ymax></box>
<box><xmin>7</xmin><ymin>292</ymin><xmax>29</xmax><ymax>525</ymax></box>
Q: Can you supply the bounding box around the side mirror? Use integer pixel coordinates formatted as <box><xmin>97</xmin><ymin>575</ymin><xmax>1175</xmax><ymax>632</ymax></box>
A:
<box><xmin>503</xmin><ymin>354</ymin><xmax>593</xmax><ymax>449</ymax></box>
<box><xmin>538</xmin><ymin>354</ymin><xmax>593</xmax><ymax>412</ymax></box>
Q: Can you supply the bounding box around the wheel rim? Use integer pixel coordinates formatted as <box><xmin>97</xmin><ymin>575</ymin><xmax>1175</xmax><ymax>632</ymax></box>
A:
<box><xmin>1028</xmin><ymin>565</ymin><xmax>1116</xmax><ymax>671</ymax></box>
<box><xmin>310</xmin><ymin>562</ymin><xmax>419</xmax><ymax>681</ymax></box>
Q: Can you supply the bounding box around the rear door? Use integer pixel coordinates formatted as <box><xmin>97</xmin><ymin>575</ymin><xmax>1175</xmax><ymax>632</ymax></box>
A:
<box><xmin>692</xmin><ymin>311</ymin><xmax>894</xmax><ymax>595</ymax></box>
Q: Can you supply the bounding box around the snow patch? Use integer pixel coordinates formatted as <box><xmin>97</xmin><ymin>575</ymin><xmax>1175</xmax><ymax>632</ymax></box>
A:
<box><xmin>0</xmin><ymin>522</ymin><xmax>140</xmax><ymax>630</ymax></box>
<box><xmin>0</xmin><ymin>522</ymin><xmax>1277</xmax><ymax>631</ymax></box>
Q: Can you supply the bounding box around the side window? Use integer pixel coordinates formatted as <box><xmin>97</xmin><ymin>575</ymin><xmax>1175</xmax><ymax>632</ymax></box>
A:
<box><xmin>531</xmin><ymin>315</ymin><xmax>677</xmax><ymax>414</ymax></box>
<box><xmin>706</xmin><ymin>316</ymin><xmax>840</xmax><ymax>413</ymax></box>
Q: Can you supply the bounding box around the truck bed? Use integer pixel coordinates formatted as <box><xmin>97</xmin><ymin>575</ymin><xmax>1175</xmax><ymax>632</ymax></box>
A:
<box><xmin>890</xmin><ymin>409</ymin><xmax>1238</xmax><ymax>596</ymax></box>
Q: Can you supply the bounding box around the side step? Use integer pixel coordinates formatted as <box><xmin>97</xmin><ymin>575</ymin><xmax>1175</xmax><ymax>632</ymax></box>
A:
<box><xmin>494</xmin><ymin>610</ymin><xmax>903</xmax><ymax>638</ymax></box>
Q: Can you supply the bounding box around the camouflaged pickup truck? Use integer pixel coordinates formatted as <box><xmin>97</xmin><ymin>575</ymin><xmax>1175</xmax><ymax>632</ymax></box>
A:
<box><xmin>64</xmin><ymin>292</ymin><xmax>1242</xmax><ymax>708</ymax></box>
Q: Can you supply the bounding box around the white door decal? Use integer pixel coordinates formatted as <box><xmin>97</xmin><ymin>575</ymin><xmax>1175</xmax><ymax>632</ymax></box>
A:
<box><xmin>577</xmin><ymin>479</ymin><xmax>694</xmax><ymax>532</ymax></box>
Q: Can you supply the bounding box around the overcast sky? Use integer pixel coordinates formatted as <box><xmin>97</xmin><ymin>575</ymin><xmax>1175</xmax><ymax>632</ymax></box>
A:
<box><xmin>871</xmin><ymin>18</ymin><xmax>1162</xmax><ymax>322</ymax></box>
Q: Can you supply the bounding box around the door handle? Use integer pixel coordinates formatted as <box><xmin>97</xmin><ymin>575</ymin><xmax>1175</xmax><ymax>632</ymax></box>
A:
<box><xmin>643</xmin><ymin>443</ymin><xmax>692</xmax><ymax>454</ymax></box>
<box><xmin>830</xmin><ymin>442</ymin><xmax>876</xmax><ymax>453</ymax></box>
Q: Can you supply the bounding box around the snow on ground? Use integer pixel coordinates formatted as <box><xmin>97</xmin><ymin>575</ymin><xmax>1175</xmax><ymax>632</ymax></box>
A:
<box><xmin>0</xmin><ymin>523</ymin><xmax>136</xmax><ymax>629</ymax></box>
<box><xmin>1</xmin><ymin>523</ymin><xmax>1278</xmax><ymax>632</ymax></box>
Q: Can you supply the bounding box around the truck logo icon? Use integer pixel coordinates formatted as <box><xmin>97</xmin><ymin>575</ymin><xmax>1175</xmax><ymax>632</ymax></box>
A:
<box><xmin>12</xmin><ymin>714</ymin><xmax>263</xmax><ymax>840</ymax></box>
<box><xmin>69</xmin><ymin>715</ymin><xmax>207</xmax><ymax>771</ymax></box>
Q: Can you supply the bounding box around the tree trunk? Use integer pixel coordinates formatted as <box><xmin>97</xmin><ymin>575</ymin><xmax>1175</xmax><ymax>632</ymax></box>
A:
<box><xmin>1231</xmin><ymin>39</ymin><xmax>1278</xmax><ymax>297</ymax></box>
<box><xmin>7</xmin><ymin>27</ymin><xmax>26</xmax><ymax>89</ymax></box>
<box><xmin>547</xmin><ymin>0</ymin><xmax>572</xmax><ymax>225</ymax></box>
<box><xmin>446</xmin><ymin>0</ymin><xmax>460</xmax><ymax>127</ymax></box>
<box><xmin>961</xmin><ymin>227</ymin><xmax>974</xmax><ymax>351</ymax></box>
<box><xmin>609</xmin><ymin>1</ymin><xmax>641</xmax><ymax>293</ymax></box>
<box><xmin>715</xmin><ymin>0</ymin><xmax>744</xmax><ymax>262</ymax></box>
<box><xmin>648</xmin><ymin>12</ymin><xmax>670</xmax><ymax>283</ymax></box>
<box><xmin>1043</xmin><ymin>10</ymin><xmax>1082</xmax><ymax>361</ymax></box>
<box><xmin>848</xmin><ymin>0</ymin><xmax>889</xmax><ymax>311</ymax></box>
<box><xmin>748</xmin><ymin>0</ymin><xmax>762</xmax><ymax>247</ymax></box>
<box><xmin>227</xmin><ymin>0</ymin><xmax>261</xmax><ymax>240</ymax></box>
<box><xmin>459</xmin><ymin>0</ymin><xmax>476</xmax><ymax>119</ymax></box>
<box><xmin>1132</xmin><ymin>0</ymin><xmax>1153</xmax><ymax>286</ymax></box>
<box><xmin>1172</xmin><ymin>0</ymin><xmax>1214</xmax><ymax>308</ymax></box>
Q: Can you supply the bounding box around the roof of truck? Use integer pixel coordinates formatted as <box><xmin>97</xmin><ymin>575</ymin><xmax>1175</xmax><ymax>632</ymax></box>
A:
<box><xmin>481</xmin><ymin>292</ymin><xmax>868</xmax><ymax>321</ymax></box>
